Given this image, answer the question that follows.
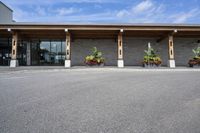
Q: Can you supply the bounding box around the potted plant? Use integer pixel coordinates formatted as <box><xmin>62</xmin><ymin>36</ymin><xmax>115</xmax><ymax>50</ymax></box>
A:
<box><xmin>85</xmin><ymin>47</ymin><xmax>105</xmax><ymax>66</ymax></box>
<box><xmin>142</xmin><ymin>43</ymin><xmax>162</xmax><ymax>67</ymax></box>
<box><xmin>188</xmin><ymin>47</ymin><xmax>200</xmax><ymax>67</ymax></box>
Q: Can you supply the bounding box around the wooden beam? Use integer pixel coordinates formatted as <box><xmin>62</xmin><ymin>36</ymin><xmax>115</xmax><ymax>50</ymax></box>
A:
<box><xmin>156</xmin><ymin>35</ymin><xmax>168</xmax><ymax>43</ymax></box>
<box><xmin>66</xmin><ymin>32</ymin><xmax>71</xmax><ymax>60</ymax></box>
<box><xmin>157</xmin><ymin>30</ymin><xmax>177</xmax><ymax>43</ymax></box>
<box><xmin>168</xmin><ymin>35</ymin><xmax>174</xmax><ymax>60</ymax></box>
<box><xmin>11</xmin><ymin>32</ymin><xmax>18</xmax><ymax>60</ymax></box>
<box><xmin>2</xmin><ymin>25</ymin><xmax>200</xmax><ymax>31</ymax></box>
<box><xmin>118</xmin><ymin>32</ymin><xmax>123</xmax><ymax>60</ymax></box>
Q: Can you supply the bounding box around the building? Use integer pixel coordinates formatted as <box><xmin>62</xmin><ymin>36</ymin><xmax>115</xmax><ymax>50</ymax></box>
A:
<box><xmin>0</xmin><ymin>2</ymin><xmax>200</xmax><ymax>68</ymax></box>
<box><xmin>0</xmin><ymin>1</ymin><xmax>13</xmax><ymax>23</ymax></box>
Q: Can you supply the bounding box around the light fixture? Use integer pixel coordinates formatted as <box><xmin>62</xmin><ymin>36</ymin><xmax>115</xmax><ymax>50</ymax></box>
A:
<box><xmin>65</xmin><ymin>29</ymin><xmax>68</xmax><ymax>32</ymax></box>
<box><xmin>7</xmin><ymin>28</ymin><xmax>11</xmax><ymax>32</ymax></box>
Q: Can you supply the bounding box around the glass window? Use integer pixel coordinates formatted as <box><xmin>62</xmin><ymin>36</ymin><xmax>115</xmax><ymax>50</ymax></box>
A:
<box><xmin>17</xmin><ymin>40</ymin><xmax>27</xmax><ymax>66</ymax></box>
<box><xmin>62</xmin><ymin>40</ymin><xmax>66</xmax><ymax>61</ymax></box>
<box><xmin>40</xmin><ymin>41</ymin><xmax>51</xmax><ymax>65</ymax></box>
<box><xmin>0</xmin><ymin>38</ymin><xmax>11</xmax><ymax>66</ymax></box>
<box><xmin>31</xmin><ymin>40</ymin><xmax>40</xmax><ymax>65</ymax></box>
<box><xmin>51</xmin><ymin>41</ymin><xmax>62</xmax><ymax>64</ymax></box>
<box><xmin>30</xmin><ymin>39</ymin><xmax>65</xmax><ymax>66</ymax></box>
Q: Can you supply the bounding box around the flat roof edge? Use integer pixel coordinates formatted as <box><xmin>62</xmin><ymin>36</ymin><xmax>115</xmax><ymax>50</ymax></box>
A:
<box><xmin>1</xmin><ymin>22</ymin><xmax>200</xmax><ymax>27</ymax></box>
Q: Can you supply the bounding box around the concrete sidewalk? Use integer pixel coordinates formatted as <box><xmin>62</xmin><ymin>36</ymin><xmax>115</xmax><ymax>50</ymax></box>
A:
<box><xmin>0</xmin><ymin>66</ymin><xmax>200</xmax><ymax>73</ymax></box>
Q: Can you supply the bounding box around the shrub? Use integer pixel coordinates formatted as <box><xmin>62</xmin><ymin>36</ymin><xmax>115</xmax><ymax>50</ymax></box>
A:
<box><xmin>142</xmin><ymin>44</ymin><xmax>162</xmax><ymax>66</ymax></box>
<box><xmin>192</xmin><ymin>47</ymin><xmax>200</xmax><ymax>59</ymax></box>
<box><xmin>85</xmin><ymin>47</ymin><xmax>104</xmax><ymax>66</ymax></box>
<box><xmin>188</xmin><ymin>46</ymin><xmax>200</xmax><ymax>67</ymax></box>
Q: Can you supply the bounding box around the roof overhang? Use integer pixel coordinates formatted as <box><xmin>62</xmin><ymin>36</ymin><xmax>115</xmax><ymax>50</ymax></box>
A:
<box><xmin>1</xmin><ymin>23</ymin><xmax>200</xmax><ymax>39</ymax></box>
<box><xmin>1</xmin><ymin>23</ymin><xmax>200</xmax><ymax>31</ymax></box>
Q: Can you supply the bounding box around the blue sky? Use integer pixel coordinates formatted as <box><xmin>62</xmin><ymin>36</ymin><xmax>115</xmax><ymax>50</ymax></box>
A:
<box><xmin>1</xmin><ymin>0</ymin><xmax>200</xmax><ymax>23</ymax></box>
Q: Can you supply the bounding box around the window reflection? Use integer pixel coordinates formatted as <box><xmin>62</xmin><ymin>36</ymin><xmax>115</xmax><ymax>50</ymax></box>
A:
<box><xmin>62</xmin><ymin>41</ymin><xmax>66</xmax><ymax>63</ymax></box>
<box><xmin>40</xmin><ymin>41</ymin><xmax>51</xmax><ymax>65</ymax></box>
<box><xmin>0</xmin><ymin>38</ymin><xmax>11</xmax><ymax>66</ymax></box>
<box><xmin>31</xmin><ymin>39</ymin><xmax>66</xmax><ymax>66</ymax></box>
<box><xmin>51</xmin><ymin>41</ymin><xmax>61</xmax><ymax>64</ymax></box>
<box><xmin>0</xmin><ymin>38</ymin><xmax>66</xmax><ymax>66</ymax></box>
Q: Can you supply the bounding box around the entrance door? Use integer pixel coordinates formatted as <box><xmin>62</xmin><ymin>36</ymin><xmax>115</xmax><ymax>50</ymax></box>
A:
<box><xmin>31</xmin><ymin>40</ymin><xmax>66</xmax><ymax>66</ymax></box>
<box><xmin>17</xmin><ymin>41</ymin><xmax>27</xmax><ymax>66</ymax></box>
<box><xmin>0</xmin><ymin>47</ymin><xmax>11</xmax><ymax>66</ymax></box>
<box><xmin>0</xmin><ymin>38</ymin><xmax>11</xmax><ymax>66</ymax></box>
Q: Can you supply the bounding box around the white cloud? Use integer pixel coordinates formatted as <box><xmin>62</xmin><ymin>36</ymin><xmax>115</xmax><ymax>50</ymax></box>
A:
<box><xmin>116</xmin><ymin>0</ymin><xmax>165</xmax><ymax>23</ymax></box>
<box><xmin>94</xmin><ymin>4</ymin><xmax>102</xmax><ymax>9</ymax></box>
<box><xmin>13</xmin><ymin>7</ymin><xmax>30</xmax><ymax>21</ymax></box>
<box><xmin>1</xmin><ymin>0</ymin><xmax>119</xmax><ymax>6</ymax></box>
<box><xmin>56</xmin><ymin>8</ymin><xmax>80</xmax><ymax>16</ymax></box>
<box><xmin>17</xmin><ymin>11</ymin><xmax>117</xmax><ymax>23</ymax></box>
<box><xmin>12</xmin><ymin>0</ymin><xmax>166</xmax><ymax>23</ymax></box>
<box><xmin>4</xmin><ymin>0</ymin><xmax>200</xmax><ymax>23</ymax></box>
<box><xmin>116</xmin><ymin>10</ymin><xmax>130</xmax><ymax>18</ymax></box>
<box><xmin>132</xmin><ymin>0</ymin><xmax>153</xmax><ymax>13</ymax></box>
<box><xmin>171</xmin><ymin>8</ymin><xmax>200</xmax><ymax>23</ymax></box>
<box><xmin>36</xmin><ymin>6</ymin><xmax>46</xmax><ymax>16</ymax></box>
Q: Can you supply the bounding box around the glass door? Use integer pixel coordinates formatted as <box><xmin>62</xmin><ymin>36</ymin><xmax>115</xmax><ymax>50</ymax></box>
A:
<box><xmin>0</xmin><ymin>48</ymin><xmax>11</xmax><ymax>66</ymax></box>
<box><xmin>30</xmin><ymin>39</ymin><xmax>66</xmax><ymax>66</ymax></box>
<box><xmin>39</xmin><ymin>41</ymin><xmax>51</xmax><ymax>65</ymax></box>
<box><xmin>51</xmin><ymin>41</ymin><xmax>62</xmax><ymax>65</ymax></box>
<box><xmin>17</xmin><ymin>40</ymin><xmax>27</xmax><ymax>66</ymax></box>
<box><xmin>0</xmin><ymin>38</ymin><xmax>11</xmax><ymax>66</ymax></box>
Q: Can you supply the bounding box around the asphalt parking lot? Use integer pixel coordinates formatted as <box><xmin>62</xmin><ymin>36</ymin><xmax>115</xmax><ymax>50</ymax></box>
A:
<box><xmin>0</xmin><ymin>68</ymin><xmax>200</xmax><ymax>133</ymax></box>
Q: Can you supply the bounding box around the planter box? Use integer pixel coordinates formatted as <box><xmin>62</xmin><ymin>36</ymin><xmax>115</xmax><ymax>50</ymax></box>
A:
<box><xmin>189</xmin><ymin>64</ymin><xmax>200</xmax><ymax>68</ymax></box>
<box><xmin>85</xmin><ymin>60</ymin><xmax>104</xmax><ymax>66</ymax></box>
<box><xmin>188</xmin><ymin>59</ymin><xmax>200</xmax><ymax>67</ymax></box>
<box><xmin>85</xmin><ymin>63</ymin><xmax>104</xmax><ymax>67</ymax></box>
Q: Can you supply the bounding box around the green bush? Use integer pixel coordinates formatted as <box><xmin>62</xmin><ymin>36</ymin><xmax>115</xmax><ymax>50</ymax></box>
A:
<box><xmin>192</xmin><ymin>47</ymin><xmax>200</xmax><ymax>59</ymax></box>
<box><xmin>143</xmin><ymin>45</ymin><xmax>162</xmax><ymax>66</ymax></box>
<box><xmin>188</xmin><ymin>46</ymin><xmax>200</xmax><ymax>67</ymax></box>
<box><xmin>85</xmin><ymin>47</ymin><xmax>104</xmax><ymax>65</ymax></box>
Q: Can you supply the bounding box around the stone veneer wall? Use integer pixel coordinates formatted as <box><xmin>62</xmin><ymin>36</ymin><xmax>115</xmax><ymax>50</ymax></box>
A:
<box><xmin>71</xmin><ymin>37</ymin><xmax>200</xmax><ymax>66</ymax></box>
<box><xmin>71</xmin><ymin>39</ymin><xmax>117</xmax><ymax>66</ymax></box>
<box><xmin>124</xmin><ymin>37</ymin><xmax>168</xmax><ymax>66</ymax></box>
<box><xmin>174</xmin><ymin>38</ymin><xmax>200</xmax><ymax>66</ymax></box>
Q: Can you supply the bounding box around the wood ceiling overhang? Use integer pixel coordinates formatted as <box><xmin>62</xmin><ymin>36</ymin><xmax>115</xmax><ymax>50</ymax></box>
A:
<box><xmin>1</xmin><ymin>24</ymin><xmax>200</xmax><ymax>39</ymax></box>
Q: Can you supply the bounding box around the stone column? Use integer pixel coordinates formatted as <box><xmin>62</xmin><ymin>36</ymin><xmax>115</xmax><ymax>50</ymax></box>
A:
<box><xmin>65</xmin><ymin>29</ymin><xmax>71</xmax><ymax>68</ymax></box>
<box><xmin>10</xmin><ymin>32</ymin><xmax>18</xmax><ymax>67</ymax></box>
<box><xmin>168</xmin><ymin>35</ymin><xmax>176</xmax><ymax>68</ymax></box>
<box><xmin>117</xmin><ymin>29</ymin><xmax>124</xmax><ymax>67</ymax></box>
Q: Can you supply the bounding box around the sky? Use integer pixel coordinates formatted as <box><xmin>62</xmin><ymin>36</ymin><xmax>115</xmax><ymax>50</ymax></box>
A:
<box><xmin>1</xmin><ymin>0</ymin><xmax>200</xmax><ymax>24</ymax></box>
